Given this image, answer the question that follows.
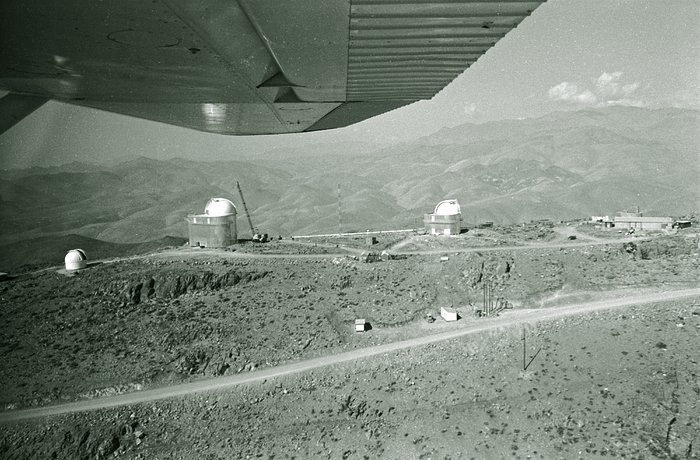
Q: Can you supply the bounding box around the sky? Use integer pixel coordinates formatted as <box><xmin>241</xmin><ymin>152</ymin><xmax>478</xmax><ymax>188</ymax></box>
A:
<box><xmin>1</xmin><ymin>0</ymin><xmax>698</xmax><ymax>168</ymax></box>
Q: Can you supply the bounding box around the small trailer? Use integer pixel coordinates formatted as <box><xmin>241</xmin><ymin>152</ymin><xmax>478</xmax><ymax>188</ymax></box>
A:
<box><xmin>441</xmin><ymin>306</ymin><xmax>458</xmax><ymax>322</ymax></box>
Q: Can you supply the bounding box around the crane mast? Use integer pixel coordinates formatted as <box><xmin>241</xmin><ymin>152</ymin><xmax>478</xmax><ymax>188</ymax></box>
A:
<box><xmin>236</xmin><ymin>180</ymin><xmax>256</xmax><ymax>236</ymax></box>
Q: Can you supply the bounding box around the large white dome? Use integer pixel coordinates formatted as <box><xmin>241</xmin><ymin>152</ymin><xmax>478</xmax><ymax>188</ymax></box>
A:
<box><xmin>205</xmin><ymin>198</ymin><xmax>236</xmax><ymax>217</ymax></box>
<box><xmin>65</xmin><ymin>249</ymin><xmax>87</xmax><ymax>270</ymax></box>
<box><xmin>434</xmin><ymin>199</ymin><xmax>461</xmax><ymax>216</ymax></box>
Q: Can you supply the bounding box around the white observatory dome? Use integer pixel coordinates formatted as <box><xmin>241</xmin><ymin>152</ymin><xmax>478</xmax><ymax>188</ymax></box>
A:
<box><xmin>204</xmin><ymin>198</ymin><xmax>236</xmax><ymax>217</ymax></box>
<box><xmin>434</xmin><ymin>199</ymin><xmax>461</xmax><ymax>216</ymax></box>
<box><xmin>65</xmin><ymin>249</ymin><xmax>87</xmax><ymax>271</ymax></box>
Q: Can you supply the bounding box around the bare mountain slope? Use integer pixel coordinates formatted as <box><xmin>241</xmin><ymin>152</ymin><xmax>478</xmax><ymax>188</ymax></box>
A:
<box><xmin>0</xmin><ymin>107</ymin><xmax>696</xmax><ymax>253</ymax></box>
<box><xmin>364</xmin><ymin>107</ymin><xmax>698</xmax><ymax>222</ymax></box>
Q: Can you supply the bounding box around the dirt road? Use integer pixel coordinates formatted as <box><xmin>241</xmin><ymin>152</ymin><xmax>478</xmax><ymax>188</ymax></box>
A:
<box><xmin>2</xmin><ymin>287</ymin><xmax>699</xmax><ymax>423</ymax></box>
<box><xmin>19</xmin><ymin>231</ymin><xmax>664</xmax><ymax>279</ymax></box>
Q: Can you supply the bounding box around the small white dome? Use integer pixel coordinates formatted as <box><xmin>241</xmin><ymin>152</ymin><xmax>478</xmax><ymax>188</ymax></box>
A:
<box><xmin>205</xmin><ymin>198</ymin><xmax>236</xmax><ymax>217</ymax></box>
<box><xmin>65</xmin><ymin>249</ymin><xmax>87</xmax><ymax>271</ymax></box>
<box><xmin>434</xmin><ymin>199</ymin><xmax>461</xmax><ymax>216</ymax></box>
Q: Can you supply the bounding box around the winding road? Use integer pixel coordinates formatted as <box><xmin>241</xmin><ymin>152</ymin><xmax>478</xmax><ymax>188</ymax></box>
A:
<box><xmin>2</xmin><ymin>287</ymin><xmax>698</xmax><ymax>423</ymax></box>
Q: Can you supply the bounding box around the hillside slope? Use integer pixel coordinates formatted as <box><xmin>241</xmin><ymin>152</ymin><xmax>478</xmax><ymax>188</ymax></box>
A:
<box><xmin>0</xmin><ymin>234</ymin><xmax>187</xmax><ymax>272</ymax></box>
<box><xmin>0</xmin><ymin>107</ymin><xmax>697</xmax><ymax>248</ymax></box>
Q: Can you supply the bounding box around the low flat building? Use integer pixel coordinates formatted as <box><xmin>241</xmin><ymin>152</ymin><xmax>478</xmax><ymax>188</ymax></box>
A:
<box><xmin>614</xmin><ymin>215</ymin><xmax>672</xmax><ymax>230</ymax></box>
<box><xmin>424</xmin><ymin>199</ymin><xmax>462</xmax><ymax>236</ymax></box>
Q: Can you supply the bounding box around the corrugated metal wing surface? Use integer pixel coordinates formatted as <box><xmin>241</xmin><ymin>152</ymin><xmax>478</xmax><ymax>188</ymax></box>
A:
<box><xmin>346</xmin><ymin>0</ymin><xmax>545</xmax><ymax>101</ymax></box>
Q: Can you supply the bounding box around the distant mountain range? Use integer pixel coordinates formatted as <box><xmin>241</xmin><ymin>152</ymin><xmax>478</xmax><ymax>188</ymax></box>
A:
<box><xmin>360</xmin><ymin>106</ymin><xmax>699</xmax><ymax>224</ymax></box>
<box><xmin>0</xmin><ymin>106</ymin><xmax>697</xmax><ymax>266</ymax></box>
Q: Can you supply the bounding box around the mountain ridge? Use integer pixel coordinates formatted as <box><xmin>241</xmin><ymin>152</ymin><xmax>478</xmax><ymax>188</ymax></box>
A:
<box><xmin>0</xmin><ymin>107</ymin><xmax>697</xmax><ymax>249</ymax></box>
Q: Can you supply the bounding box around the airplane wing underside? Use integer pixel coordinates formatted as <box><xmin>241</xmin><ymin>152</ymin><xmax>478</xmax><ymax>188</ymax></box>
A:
<box><xmin>0</xmin><ymin>0</ymin><xmax>545</xmax><ymax>135</ymax></box>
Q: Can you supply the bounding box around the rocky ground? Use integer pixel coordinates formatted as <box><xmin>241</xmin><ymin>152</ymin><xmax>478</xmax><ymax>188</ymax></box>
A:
<box><xmin>1</xmin><ymin>299</ymin><xmax>698</xmax><ymax>459</ymax></box>
<box><xmin>0</xmin><ymin>226</ymin><xmax>698</xmax><ymax>458</ymax></box>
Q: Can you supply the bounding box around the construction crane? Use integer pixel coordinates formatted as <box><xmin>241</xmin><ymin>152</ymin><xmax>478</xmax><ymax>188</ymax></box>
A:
<box><xmin>236</xmin><ymin>180</ymin><xmax>267</xmax><ymax>242</ymax></box>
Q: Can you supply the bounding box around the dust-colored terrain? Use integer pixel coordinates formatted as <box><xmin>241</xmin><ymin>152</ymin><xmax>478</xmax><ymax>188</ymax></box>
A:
<box><xmin>0</xmin><ymin>227</ymin><xmax>698</xmax><ymax>458</ymax></box>
<box><xmin>1</xmin><ymin>299</ymin><xmax>699</xmax><ymax>459</ymax></box>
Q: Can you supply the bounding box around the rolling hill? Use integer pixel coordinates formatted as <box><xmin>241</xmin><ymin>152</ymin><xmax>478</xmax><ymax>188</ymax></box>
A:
<box><xmin>0</xmin><ymin>106</ymin><xmax>697</xmax><ymax>269</ymax></box>
<box><xmin>0</xmin><ymin>234</ymin><xmax>187</xmax><ymax>273</ymax></box>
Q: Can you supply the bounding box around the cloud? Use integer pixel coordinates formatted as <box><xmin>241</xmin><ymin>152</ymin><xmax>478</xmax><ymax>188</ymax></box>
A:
<box><xmin>596</xmin><ymin>72</ymin><xmax>640</xmax><ymax>100</ymax></box>
<box><xmin>621</xmin><ymin>82</ymin><xmax>640</xmax><ymax>95</ymax></box>
<box><xmin>548</xmin><ymin>82</ymin><xmax>578</xmax><ymax>100</ymax></box>
<box><xmin>596</xmin><ymin>71</ymin><xmax>623</xmax><ymax>97</ymax></box>
<box><xmin>548</xmin><ymin>82</ymin><xmax>598</xmax><ymax>105</ymax></box>
<box><xmin>548</xmin><ymin>72</ymin><xmax>644</xmax><ymax>108</ymax></box>
<box><xmin>463</xmin><ymin>102</ymin><xmax>478</xmax><ymax>118</ymax></box>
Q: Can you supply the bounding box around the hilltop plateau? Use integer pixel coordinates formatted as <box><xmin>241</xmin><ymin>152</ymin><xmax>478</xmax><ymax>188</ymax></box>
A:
<box><xmin>0</xmin><ymin>227</ymin><xmax>699</xmax><ymax>458</ymax></box>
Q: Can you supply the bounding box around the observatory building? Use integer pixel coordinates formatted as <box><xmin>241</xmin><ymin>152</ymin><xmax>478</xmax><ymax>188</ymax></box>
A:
<box><xmin>65</xmin><ymin>249</ymin><xmax>87</xmax><ymax>271</ymax></box>
<box><xmin>186</xmin><ymin>198</ymin><xmax>238</xmax><ymax>247</ymax></box>
<box><xmin>424</xmin><ymin>199</ymin><xmax>462</xmax><ymax>236</ymax></box>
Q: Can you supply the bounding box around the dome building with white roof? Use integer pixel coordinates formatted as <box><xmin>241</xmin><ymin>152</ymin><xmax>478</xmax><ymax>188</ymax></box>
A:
<box><xmin>64</xmin><ymin>249</ymin><xmax>87</xmax><ymax>271</ymax></box>
<box><xmin>204</xmin><ymin>198</ymin><xmax>237</xmax><ymax>217</ymax></box>
<box><xmin>423</xmin><ymin>199</ymin><xmax>462</xmax><ymax>236</ymax></box>
<box><xmin>186</xmin><ymin>198</ymin><xmax>238</xmax><ymax>247</ymax></box>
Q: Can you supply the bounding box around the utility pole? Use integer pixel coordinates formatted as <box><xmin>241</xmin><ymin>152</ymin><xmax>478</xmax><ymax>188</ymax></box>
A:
<box><xmin>337</xmin><ymin>183</ymin><xmax>342</xmax><ymax>235</ymax></box>
<box><xmin>521</xmin><ymin>328</ymin><xmax>542</xmax><ymax>371</ymax></box>
<box><xmin>522</xmin><ymin>329</ymin><xmax>526</xmax><ymax>371</ymax></box>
